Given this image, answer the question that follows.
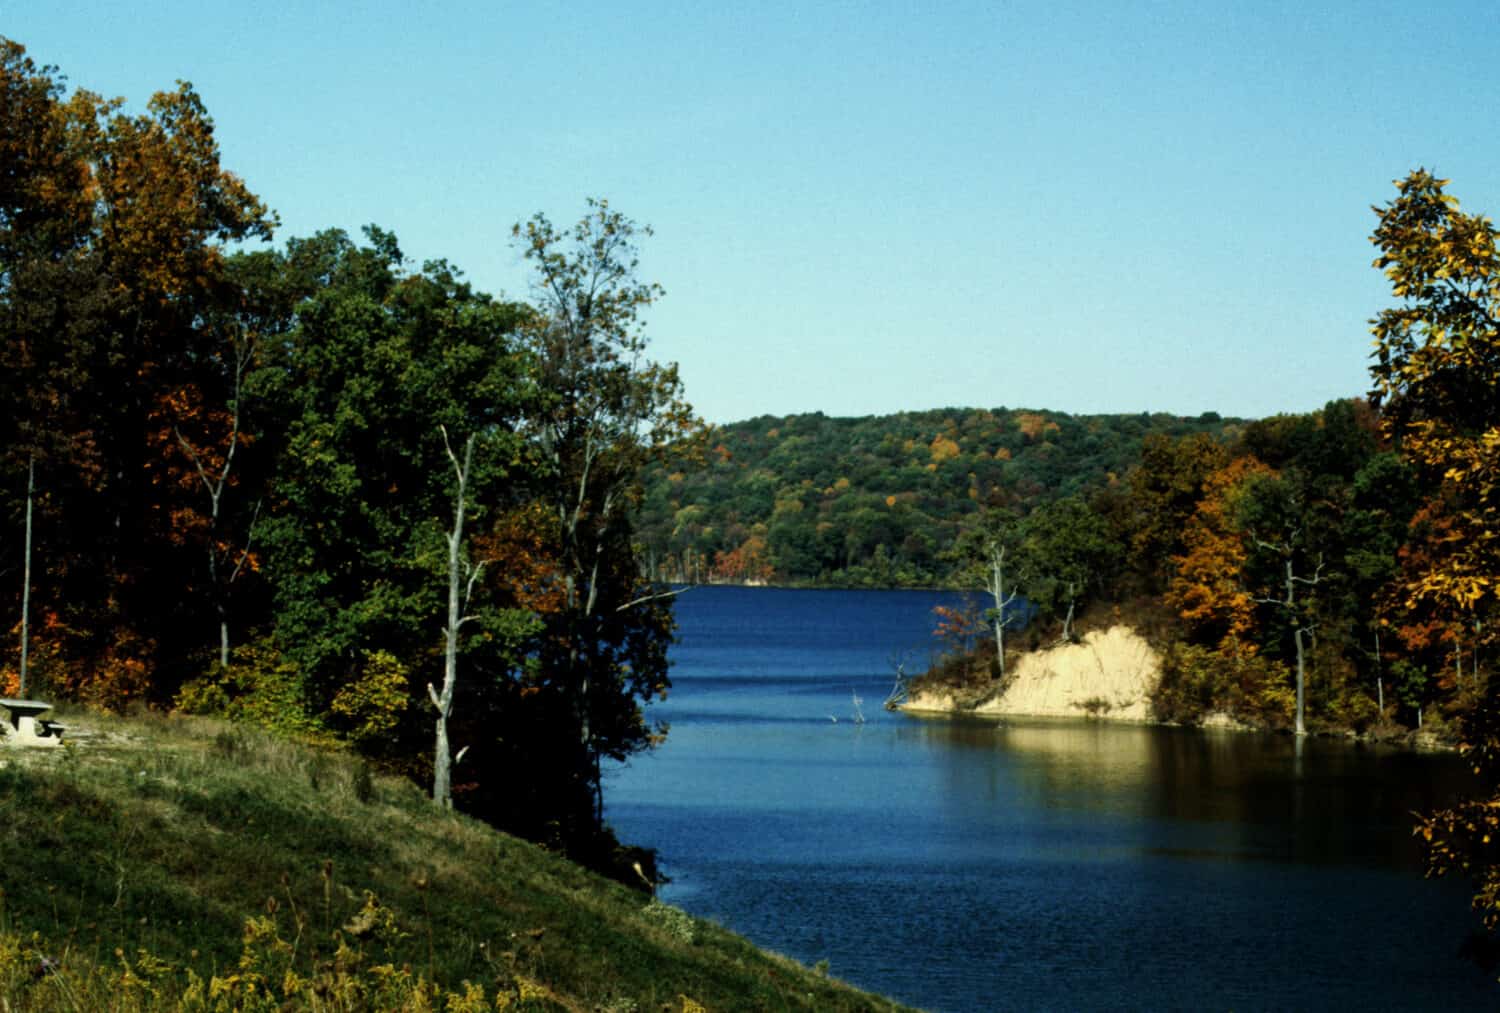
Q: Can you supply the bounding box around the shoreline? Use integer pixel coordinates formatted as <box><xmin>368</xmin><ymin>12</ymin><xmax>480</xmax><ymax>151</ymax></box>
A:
<box><xmin>897</xmin><ymin>700</ymin><xmax>1457</xmax><ymax>751</ymax></box>
<box><xmin>896</xmin><ymin>623</ymin><xmax>1456</xmax><ymax>752</ymax></box>
<box><xmin>903</xmin><ymin>625</ymin><xmax>1163</xmax><ymax>723</ymax></box>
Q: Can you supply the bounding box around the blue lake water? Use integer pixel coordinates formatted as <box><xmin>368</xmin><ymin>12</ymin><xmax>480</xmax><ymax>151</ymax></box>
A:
<box><xmin>605</xmin><ymin>586</ymin><xmax>1497</xmax><ymax>1011</ymax></box>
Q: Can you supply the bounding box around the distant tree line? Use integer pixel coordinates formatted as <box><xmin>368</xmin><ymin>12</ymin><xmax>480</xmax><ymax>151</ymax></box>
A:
<box><xmin>0</xmin><ymin>39</ymin><xmax>696</xmax><ymax>877</ymax></box>
<box><xmin>636</xmin><ymin>407</ymin><xmax>1239</xmax><ymax>587</ymax></box>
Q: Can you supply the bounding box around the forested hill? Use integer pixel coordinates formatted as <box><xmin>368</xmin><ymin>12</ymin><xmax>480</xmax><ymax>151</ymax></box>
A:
<box><xmin>636</xmin><ymin>407</ymin><xmax>1242</xmax><ymax>587</ymax></box>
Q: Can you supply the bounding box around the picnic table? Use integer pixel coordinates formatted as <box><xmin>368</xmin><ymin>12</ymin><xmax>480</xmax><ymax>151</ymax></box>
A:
<box><xmin>0</xmin><ymin>698</ymin><xmax>65</xmax><ymax>747</ymax></box>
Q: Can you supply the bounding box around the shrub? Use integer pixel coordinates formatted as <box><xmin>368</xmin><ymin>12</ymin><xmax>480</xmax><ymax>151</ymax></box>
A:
<box><xmin>1076</xmin><ymin>696</ymin><xmax>1113</xmax><ymax>717</ymax></box>
<box><xmin>1153</xmin><ymin>641</ymin><xmax>1292</xmax><ymax>727</ymax></box>
<box><xmin>174</xmin><ymin>638</ymin><xmax>328</xmax><ymax>740</ymax></box>
<box><xmin>330</xmin><ymin>649</ymin><xmax>410</xmax><ymax>750</ymax></box>
<box><xmin>642</xmin><ymin>899</ymin><xmax>697</xmax><ymax>944</ymax></box>
<box><xmin>1152</xmin><ymin>642</ymin><xmax>1223</xmax><ymax>724</ymax></box>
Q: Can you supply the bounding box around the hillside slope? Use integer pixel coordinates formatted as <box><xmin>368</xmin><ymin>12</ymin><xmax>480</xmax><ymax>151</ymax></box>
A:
<box><xmin>0</xmin><ymin>712</ymin><xmax>912</xmax><ymax>1011</ymax></box>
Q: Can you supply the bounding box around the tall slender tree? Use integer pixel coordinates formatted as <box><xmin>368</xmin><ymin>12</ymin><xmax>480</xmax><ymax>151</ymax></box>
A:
<box><xmin>513</xmin><ymin>200</ymin><xmax>699</xmax><ymax>832</ymax></box>
<box><xmin>431</xmin><ymin>427</ymin><xmax>476</xmax><ymax>810</ymax></box>
<box><xmin>1369</xmin><ymin>169</ymin><xmax>1500</xmax><ymax>642</ymax></box>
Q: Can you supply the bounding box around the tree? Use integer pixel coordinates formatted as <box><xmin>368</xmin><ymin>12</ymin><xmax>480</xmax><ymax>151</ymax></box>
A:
<box><xmin>157</xmin><ymin>304</ymin><xmax>261</xmax><ymax>671</ymax></box>
<box><xmin>431</xmin><ymin>427</ymin><xmax>476</xmax><ymax>809</ymax></box>
<box><xmin>1369</xmin><ymin>169</ymin><xmax>1500</xmax><ymax>645</ymax></box>
<box><xmin>1125</xmin><ymin>432</ymin><xmax>1231</xmax><ymax>590</ymax></box>
<box><xmin>1345</xmin><ymin>451</ymin><xmax>1423</xmax><ymax>716</ymax></box>
<box><xmin>2</xmin><ymin>41</ymin><xmax>107</xmax><ymax>698</ymax></box>
<box><xmin>0</xmin><ymin>38</ymin><xmax>275</xmax><ymax>704</ymax></box>
<box><xmin>951</xmin><ymin>508</ymin><xmax>1025</xmax><ymax>679</ymax></box>
<box><xmin>1370</xmin><ymin>172</ymin><xmax>1500</xmax><ymax>963</ymax></box>
<box><xmin>1018</xmin><ymin>494</ymin><xmax>1123</xmax><ymax>642</ymax></box>
<box><xmin>1166</xmin><ymin>456</ymin><xmax>1276</xmax><ymax>650</ymax></box>
<box><xmin>254</xmin><ymin>229</ymin><xmax>534</xmax><ymax>745</ymax></box>
<box><xmin>1237</xmin><ymin>472</ymin><xmax>1327</xmax><ymax>737</ymax></box>
<box><xmin>512</xmin><ymin>200</ymin><xmax>700</xmax><ymax>837</ymax></box>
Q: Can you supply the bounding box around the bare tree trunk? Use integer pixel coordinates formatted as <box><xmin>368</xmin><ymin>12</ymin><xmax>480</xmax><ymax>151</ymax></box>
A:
<box><xmin>1293</xmin><ymin>625</ymin><xmax>1307</xmax><ymax>738</ymax></box>
<box><xmin>1374</xmin><ymin>629</ymin><xmax>1383</xmax><ymax>713</ymax></box>
<box><xmin>1253</xmin><ymin>542</ymin><xmax>1322</xmax><ymax>738</ymax></box>
<box><xmin>1286</xmin><ymin>560</ymin><xmax>1306</xmax><ymax>737</ymax></box>
<box><xmin>431</xmin><ymin>429</ymin><xmax>476</xmax><ymax>810</ymax></box>
<box><xmin>1060</xmin><ymin>582</ymin><xmax>1077</xmax><ymax>643</ymax></box>
<box><xmin>177</xmin><ymin>336</ymin><xmax>254</xmax><ymax>670</ymax></box>
<box><xmin>19</xmin><ymin>454</ymin><xmax>34</xmax><ymax>697</ymax></box>
<box><xmin>987</xmin><ymin>541</ymin><xmax>1019</xmax><ymax>680</ymax></box>
<box><xmin>990</xmin><ymin>548</ymin><xmax>1004</xmax><ymax>676</ymax></box>
<box><xmin>884</xmin><ymin>652</ymin><xmax>911</xmax><ymax>710</ymax></box>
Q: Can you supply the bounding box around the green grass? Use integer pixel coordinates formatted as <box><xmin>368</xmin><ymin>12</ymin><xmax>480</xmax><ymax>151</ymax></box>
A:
<box><xmin>0</xmin><ymin>710</ymin><xmax>916</xmax><ymax>1011</ymax></box>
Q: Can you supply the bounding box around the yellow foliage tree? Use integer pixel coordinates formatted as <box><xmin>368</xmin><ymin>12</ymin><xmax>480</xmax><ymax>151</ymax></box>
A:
<box><xmin>1370</xmin><ymin>169</ymin><xmax>1500</xmax><ymax>637</ymax></box>
<box><xmin>1377</xmin><ymin>171</ymin><xmax>1500</xmax><ymax>960</ymax></box>
<box><xmin>929</xmin><ymin>434</ymin><xmax>961</xmax><ymax>463</ymax></box>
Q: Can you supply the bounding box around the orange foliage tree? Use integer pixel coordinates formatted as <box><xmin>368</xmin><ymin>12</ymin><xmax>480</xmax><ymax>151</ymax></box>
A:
<box><xmin>710</xmin><ymin>532</ymin><xmax>774</xmax><ymax>584</ymax></box>
<box><xmin>1125</xmin><ymin>433</ymin><xmax>1231</xmax><ymax>590</ymax></box>
<box><xmin>1</xmin><ymin>37</ymin><xmax>274</xmax><ymax>705</ymax></box>
<box><xmin>1166</xmin><ymin>456</ymin><xmax>1276</xmax><ymax>648</ymax></box>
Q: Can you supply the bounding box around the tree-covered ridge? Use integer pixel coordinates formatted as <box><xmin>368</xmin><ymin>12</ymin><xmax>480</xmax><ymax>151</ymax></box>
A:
<box><xmin>636</xmin><ymin>407</ymin><xmax>1242</xmax><ymax>586</ymax></box>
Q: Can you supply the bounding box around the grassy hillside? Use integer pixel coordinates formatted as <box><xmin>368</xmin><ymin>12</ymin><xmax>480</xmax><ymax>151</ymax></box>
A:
<box><xmin>0</xmin><ymin>711</ymin><xmax>913</xmax><ymax>1011</ymax></box>
<box><xmin>637</xmin><ymin>407</ymin><xmax>1241</xmax><ymax>586</ymax></box>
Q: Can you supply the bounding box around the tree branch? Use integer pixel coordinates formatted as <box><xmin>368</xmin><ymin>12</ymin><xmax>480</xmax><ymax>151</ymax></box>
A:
<box><xmin>227</xmin><ymin>498</ymin><xmax>263</xmax><ymax>583</ymax></box>
<box><xmin>615</xmin><ymin>586</ymin><xmax>689</xmax><ymax>613</ymax></box>
<box><xmin>175</xmin><ymin>426</ymin><xmax>220</xmax><ymax>503</ymax></box>
<box><xmin>1290</xmin><ymin>556</ymin><xmax>1327</xmax><ymax>586</ymax></box>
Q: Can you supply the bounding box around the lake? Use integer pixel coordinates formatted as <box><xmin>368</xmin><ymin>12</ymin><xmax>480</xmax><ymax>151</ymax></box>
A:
<box><xmin>604</xmin><ymin>586</ymin><xmax>1496</xmax><ymax>1011</ymax></box>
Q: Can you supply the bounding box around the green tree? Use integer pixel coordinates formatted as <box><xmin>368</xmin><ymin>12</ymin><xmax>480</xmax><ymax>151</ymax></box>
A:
<box><xmin>1017</xmin><ymin>494</ymin><xmax>1123</xmax><ymax>641</ymax></box>
<box><xmin>1235</xmin><ymin>471</ymin><xmax>1327</xmax><ymax>736</ymax></box>
<box><xmin>253</xmin><ymin>229</ymin><xmax>535</xmax><ymax>750</ymax></box>
<box><xmin>950</xmin><ymin>507</ymin><xmax>1027</xmax><ymax>679</ymax></box>
<box><xmin>512</xmin><ymin>200</ymin><xmax>701</xmax><ymax>838</ymax></box>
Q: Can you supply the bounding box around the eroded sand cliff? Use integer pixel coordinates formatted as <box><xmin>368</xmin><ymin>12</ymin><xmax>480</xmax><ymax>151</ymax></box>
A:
<box><xmin>902</xmin><ymin>625</ymin><xmax>1161</xmax><ymax>721</ymax></box>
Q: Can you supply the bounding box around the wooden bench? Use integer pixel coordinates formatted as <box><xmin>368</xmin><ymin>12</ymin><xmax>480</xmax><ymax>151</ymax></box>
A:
<box><xmin>0</xmin><ymin>698</ymin><xmax>65</xmax><ymax>747</ymax></box>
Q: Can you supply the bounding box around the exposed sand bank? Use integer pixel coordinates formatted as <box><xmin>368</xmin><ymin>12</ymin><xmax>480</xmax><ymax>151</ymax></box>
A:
<box><xmin>902</xmin><ymin>625</ymin><xmax>1162</xmax><ymax>722</ymax></box>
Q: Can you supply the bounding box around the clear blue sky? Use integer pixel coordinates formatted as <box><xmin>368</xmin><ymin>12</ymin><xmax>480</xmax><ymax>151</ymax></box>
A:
<box><xmin>11</xmin><ymin>2</ymin><xmax>1500</xmax><ymax>424</ymax></box>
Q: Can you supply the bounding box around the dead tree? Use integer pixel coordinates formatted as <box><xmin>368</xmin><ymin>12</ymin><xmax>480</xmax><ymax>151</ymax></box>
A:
<box><xmin>1056</xmin><ymin>579</ymin><xmax>1079</xmax><ymax>645</ymax></box>
<box><xmin>1252</xmin><ymin>535</ymin><xmax>1325</xmax><ymax>737</ymax></box>
<box><xmin>175</xmin><ymin>328</ymin><xmax>259</xmax><ymax>669</ymax></box>
<box><xmin>430</xmin><ymin>427</ymin><xmax>482</xmax><ymax>810</ymax></box>
<box><xmin>18</xmin><ymin>455</ymin><xmax>33</xmax><ymax>696</ymax></box>
<box><xmin>883</xmin><ymin>650</ymin><xmax>913</xmax><ymax>710</ymax></box>
<box><xmin>986</xmin><ymin>539</ymin><xmax>1021</xmax><ymax>681</ymax></box>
